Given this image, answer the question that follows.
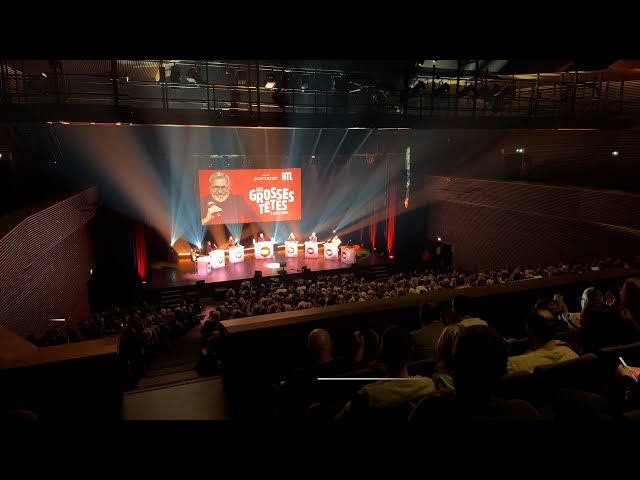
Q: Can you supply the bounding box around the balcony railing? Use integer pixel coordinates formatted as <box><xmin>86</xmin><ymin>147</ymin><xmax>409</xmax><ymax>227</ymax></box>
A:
<box><xmin>0</xmin><ymin>60</ymin><xmax>633</xmax><ymax>126</ymax></box>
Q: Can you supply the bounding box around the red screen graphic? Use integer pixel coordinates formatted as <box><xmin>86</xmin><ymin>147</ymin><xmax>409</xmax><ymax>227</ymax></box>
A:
<box><xmin>199</xmin><ymin>168</ymin><xmax>301</xmax><ymax>225</ymax></box>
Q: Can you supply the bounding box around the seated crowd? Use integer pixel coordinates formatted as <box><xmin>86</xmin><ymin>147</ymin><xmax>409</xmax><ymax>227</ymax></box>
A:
<box><xmin>245</xmin><ymin>276</ymin><xmax>640</xmax><ymax>420</ymax></box>
<box><xmin>202</xmin><ymin>255</ymin><xmax>638</xmax><ymax>325</ymax></box>
<box><xmin>24</xmin><ymin>299</ymin><xmax>203</xmax><ymax>388</ymax></box>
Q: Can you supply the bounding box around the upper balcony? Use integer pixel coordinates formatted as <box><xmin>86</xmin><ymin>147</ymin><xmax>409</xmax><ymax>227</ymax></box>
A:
<box><xmin>1</xmin><ymin>59</ymin><xmax>637</xmax><ymax>130</ymax></box>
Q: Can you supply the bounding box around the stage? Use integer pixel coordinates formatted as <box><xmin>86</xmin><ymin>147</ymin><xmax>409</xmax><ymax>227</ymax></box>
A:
<box><xmin>149</xmin><ymin>246</ymin><xmax>383</xmax><ymax>289</ymax></box>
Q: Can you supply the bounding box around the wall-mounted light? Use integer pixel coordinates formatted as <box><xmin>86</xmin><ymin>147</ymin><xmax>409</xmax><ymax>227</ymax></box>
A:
<box><xmin>264</xmin><ymin>72</ymin><xmax>276</xmax><ymax>89</ymax></box>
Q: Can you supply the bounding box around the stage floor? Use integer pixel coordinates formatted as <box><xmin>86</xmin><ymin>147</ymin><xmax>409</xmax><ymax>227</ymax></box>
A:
<box><xmin>150</xmin><ymin>248</ymin><xmax>381</xmax><ymax>289</ymax></box>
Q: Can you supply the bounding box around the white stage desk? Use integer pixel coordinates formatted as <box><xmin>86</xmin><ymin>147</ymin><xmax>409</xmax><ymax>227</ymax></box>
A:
<box><xmin>210</xmin><ymin>249</ymin><xmax>226</xmax><ymax>269</ymax></box>
<box><xmin>304</xmin><ymin>241</ymin><xmax>319</xmax><ymax>259</ymax></box>
<box><xmin>324</xmin><ymin>242</ymin><xmax>339</xmax><ymax>260</ymax></box>
<box><xmin>228</xmin><ymin>245</ymin><xmax>245</xmax><ymax>263</ymax></box>
<box><xmin>196</xmin><ymin>256</ymin><xmax>213</xmax><ymax>275</ymax></box>
<box><xmin>285</xmin><ymin>241</ymin><xmax>299</xmax><ymax>258</ymax></box>
<box><xmin>340</xmin><ymin>246</ymin><xmax>357</xmax><ymax>265</ymax></box>
<box><xmin>254</xmin><ymin>241</ymin><xmax>275</xmax><ymax>259</ymax></box>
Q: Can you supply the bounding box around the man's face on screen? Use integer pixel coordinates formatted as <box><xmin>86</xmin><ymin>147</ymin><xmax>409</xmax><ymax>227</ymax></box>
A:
<box><xmin>210</xmin><ymin>177</ymin><xmax>230</xmax><ymax>203</ymax></box>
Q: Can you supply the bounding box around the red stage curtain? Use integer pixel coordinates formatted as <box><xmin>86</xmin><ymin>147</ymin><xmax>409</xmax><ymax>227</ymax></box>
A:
<box><xmin>131</xmin><ymin>223</ymin><xmax>148</xmax><ymax>282</ymax></box>
<box><xmin>369</xmin><ymin>206</ymin><xmax>376</xmax><ymax>249</ymax></box>
<box><xmin>386</xmin><ymin>181</ymin><xmax>395</xmax><ymax>257</ymax></box>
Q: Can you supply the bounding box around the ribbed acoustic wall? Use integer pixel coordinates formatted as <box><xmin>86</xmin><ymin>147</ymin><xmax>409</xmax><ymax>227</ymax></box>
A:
<box><xmin>424</xmin><ymin>176</ymin><xmax>640</xmax><ymax>271</ymax></box>
<box><xmin>461</xmin><ymin>127</ymin><xmax>640</xmax><ymax>190</ymax></box>
<box><xmin>0</xmin><ymin>188</ymin><xmax>97</xmax><ymax>337</ymax></box>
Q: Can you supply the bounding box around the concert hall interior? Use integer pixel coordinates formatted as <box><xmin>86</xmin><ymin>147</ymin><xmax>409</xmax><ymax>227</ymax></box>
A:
<box><xmin>2</xmin><ymin>58</ymin><xmax>640</xmax><ymax>424</ymax></box>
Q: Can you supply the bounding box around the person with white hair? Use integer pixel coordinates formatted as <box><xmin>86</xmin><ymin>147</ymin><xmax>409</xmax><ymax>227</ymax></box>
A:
<box><xmin>201</xmin><ymin>171</ymin><xmax>260</xmax><ymax>225</ymax></box>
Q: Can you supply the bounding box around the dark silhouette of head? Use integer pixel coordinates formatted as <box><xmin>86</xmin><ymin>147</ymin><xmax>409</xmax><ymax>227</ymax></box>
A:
<box><xmin>526</xmin><ymin>308</ymin><xmax>557</xmax><ymax>346</ymax></box>
<box><xmin>535</xmin><ymin>297</ymin><xmax>560</xmax><ymax>316</ymax></box>
<box><xmin>621</xmin><ymin>278</ymin><xmax>640</xmax><ymax>313</ymax></box>
<box><xmin>452</xmin><ymin>295</ymin><xmax>472</xmax><ymax>318</ymax></box>
<box><xmin>419</xmin><ymin>301</ymin><xmax>440</xmax><ymax>325</ymax></box>
<box><xmin>308</xmin><ymin>328</ymin><xmax>332</xmax><ymax>363</ymax></box>
<box><xmin>380</xmin><ymin>325</ymin><xmax>413</xmax><ymax>374</ymax></box>
<box><xmin>436</xmin><ymin>323</ymin><xmax>465</xmax><ymax>372</ymax></box>
<box><xmin>605</xmin><ymin>291</ymin><xmax>617</xmax><ymax>306</ymax></box>
<box><xmin>451</xmin><ymin>325</ymin><xmax>508</xmax><ymax>400</ymax></box>
<box><xmin>581</xmin><ymin>287</ymin><xmax>605</xmax><ymax>312</ymax></box>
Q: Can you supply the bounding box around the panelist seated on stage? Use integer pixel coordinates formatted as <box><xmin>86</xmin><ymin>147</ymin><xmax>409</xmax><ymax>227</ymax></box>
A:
<box><xmin>308</xmin><ymin>232</ymin><xmax>318</xmax><ymax>243</ymax></box>
<box><xmin>201</xmin><ymin>171</ymin><xmax>260</xmax><ymax>225</ymax></box>
<box><xmin>228</xmin><ymin>236</ymin><xmax>238</xmax><ymax>248</ymax></box>
<box><xmin>288</xmin><ymin>232</ymin><xmax>296</xmax><ymax>242</ymax></box>
<box><xmin>254</xmin><ymin>232</ymin><xmax>267</xmax><ymax>243</ymax></box>
<box><xmin>331</xmin><ymin>235</ymin><xmax>342</xmax><ymax>247</ymax></box>
<box><xmin>190</xmin><ymin>248</ymin><xmax>199</xmax><ymax>273</ymax></box>
<box><xmin>204</xmin><ymin>240</ymin><xmax>218</xmax><ymax>255</ymax></box>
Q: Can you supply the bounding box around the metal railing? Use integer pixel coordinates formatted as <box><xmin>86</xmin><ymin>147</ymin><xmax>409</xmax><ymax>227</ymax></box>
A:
<box><xmin>0</xmin><ymin>60</ymin><xmax>633</xmax><ymax>124</ymax></box>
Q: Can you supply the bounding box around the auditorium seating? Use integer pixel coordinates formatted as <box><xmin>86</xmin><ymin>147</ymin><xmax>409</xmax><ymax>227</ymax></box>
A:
<box><xmin>597</xmin><ymin>341</ymin><xmax>640</xmax><ymax>369</ymax></box>
<box><xmin>533</xmin><ymin>353</ymin><xmax>607</xmax><ymax>399</ymax></box>
<box><xmin>496</xmin><ymin>370</ymin><xmax>537</xmax><ymax>404</ymax></box>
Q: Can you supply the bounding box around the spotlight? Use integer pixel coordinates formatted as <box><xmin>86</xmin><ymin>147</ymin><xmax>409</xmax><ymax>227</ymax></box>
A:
<box><xmin>272</xmin><ymin>89</ymin><xmax>288</xmax><ymax>108</ymax></box>
<box><xmin>332</xmin><ymin>229</ymin><xmax>336</xmax><ymax>233</ymax></box>
<box><xmin>186</xmin><ymin>66</ymin><xmax>205</xmax><ymax>84</ymax></box>
<box><xmin>516</xmin><ymin>148</ymin><xmax>525</xmax><ymax>154</ymax></box>
<box><xmin>437</xmin><ymin>236</ymin><xmax>442</xmax><ymax>242</ymax></box>
<box><xmin>410</xmin><ymin>80</ymin><xmax>426</xmax><ymax>96</ymax></box>
<box><xmin>300</xmin><ymin>74</ymin><xmax>310</xmax><ymax>90</ymax></box>
<box><xmin>612</xmin><ymin>150</ymin><xmax>619</xmax><ymax>156</ymax></box>
<box><xmin>457</xmin><ymin>83</ymin><xmax>476</xmax><ymax>98</ymax></box>
<box><xmin>264</xmin><ymin>72</ymin><xmax>276</xmax><ymax>89</ymax></box>
<box><xmin>475</xmin><ymin>84</ymin><xmax>492</xmax><ymax>100</ymax></box>
<box><xmin>371</xmin><ymin>89</ymin><xmax>389</xmax><ymax>105</ymax></box>
<box><xmin>432</xmin><ymin>82</ymin><xmax>450</xmax><ymax>97</ymax></box>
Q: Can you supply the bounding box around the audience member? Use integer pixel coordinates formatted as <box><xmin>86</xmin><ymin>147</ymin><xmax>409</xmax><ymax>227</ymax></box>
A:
<box><xmin>452</xmin><ymin>295</ymin><xmax>488</xmax><ymax>327</ymax></box>
<box><xmin>432</xmin><ymin>324</ymin><xmax>465</xmax><ymax>390</ymax></box>
<box><xmin>337</xmin><ymin>326</ymin><xmax>435</xmax><ymax>419</ymax></box>
<box><xmin>411</xmin><ymin>301</ymin><xmax>446</xmax><ymax>361</ymax></box>
<box><xmin>410</xmin><ymin>326</ymin><xmax>542</xmax><ymax>421</ymax></box>
<box><xmin>507</xmin><ymin>308</ymin><xmax>578</xmax><ymax>373</ymax></box>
